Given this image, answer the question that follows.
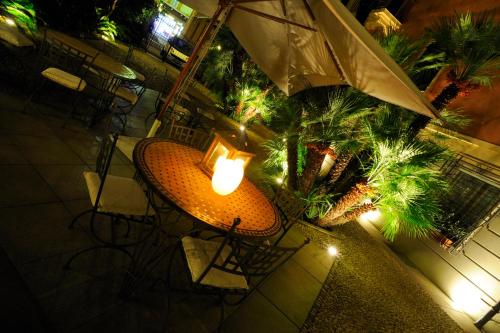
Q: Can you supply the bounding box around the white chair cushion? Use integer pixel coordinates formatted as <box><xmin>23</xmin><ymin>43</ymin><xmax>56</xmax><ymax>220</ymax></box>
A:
<box><xmin>41</xmin><ymin>67</ymin><xmax>87</xmax><ymax>91</ymax></box>
<box><xmin>132</xmin><ymin>69</ymin><xmax>145</xmax><ymax>82</ymax></box>
<box><xmin>83</xmin><ymin>171</ymin><xmax>153</xmax><ymax>216</ymax></box>
<box><xmin>116</xmin><ymin>135</ymin><xmax>142</xmax><ymax>162</ymax></box>
<box><xmin>182</xmin><ymin>236</ymin><xmax>249</xmax><ymax>290</ymax></box>
<box><xmin>115</xmin><ymin>86</ymin><xmax>139</xmax><ymax>105</ymax></box>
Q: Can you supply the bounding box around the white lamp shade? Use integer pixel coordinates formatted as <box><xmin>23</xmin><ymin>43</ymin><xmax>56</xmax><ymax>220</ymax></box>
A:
<box><xmin>211</xmin><ymin>156</ymin><xmax>244</xmax><ymax>196</ymax></box>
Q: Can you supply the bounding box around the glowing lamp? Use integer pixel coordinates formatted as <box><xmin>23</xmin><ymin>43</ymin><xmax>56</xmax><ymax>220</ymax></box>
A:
<box><xmin>211</xmin><ymin>157</ymin><xmax>245</xmax><ymax>195</ymax></box>
<box><xmin>327</xmin><ymin>246</ymin><xmax>338</xmax><ymax>256</ymax></box>
<box><xmin>200</xmin><ymin>132</ymin><xmax>254</xmax><ymax>175</ymax></box>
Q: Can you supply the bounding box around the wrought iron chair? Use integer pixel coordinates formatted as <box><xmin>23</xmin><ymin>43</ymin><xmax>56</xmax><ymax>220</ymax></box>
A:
<box><xmin>25</xmin><ymin>29</ymin><xmax>97</xmax><ymax>125</ymax></box>
<box><xmin>164</xmin><ymin>218</ymin><xmax>309</xmax><ymax>331</ymax></box>
<box><xmin>165</xmin><ymin>116</ymin><xmax>212</xmax><ymax>151</ymax></box>
<box><xmin>64</xmin><ymin>133</ymin><xmax>155</xmax><ymax>269</ymax></box>
<box><xmin>86</xmin><ymin>68</ymin><xmax>123</xmax><ymax>128</ymax></box>
<box><xmin>272</xmin><ymin>186</ymin><xmax>307</xmax><ymax>244</ymax></box>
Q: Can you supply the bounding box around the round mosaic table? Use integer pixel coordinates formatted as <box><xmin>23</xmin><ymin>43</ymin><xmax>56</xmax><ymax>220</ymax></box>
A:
<box><xmin>133</xmin><ymin>138</ymin><xmax>281</xmax><ymax>238</ymax></box>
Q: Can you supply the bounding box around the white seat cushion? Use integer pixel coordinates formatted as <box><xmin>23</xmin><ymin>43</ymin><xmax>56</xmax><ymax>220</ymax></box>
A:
<box><xmin>116</xmin><ymin>135</ymin><xmax>142</xmax><ymax>162</ymax></box>
<box><xmin>115</xmin><ymin>86</ymin><xmax>139</xmax><ymax>105</ymax></box>
<box><xmin>83</xmin><ymin>171</ymin><xmax>153</xmax><ymax>216</ymax></box>
<box><xmin>132</xmin><ymin>69</ymin><xmax>145</xmax><ymax>82</ymax></box>
<box><xmin>182</xmin><ymin>236</ymin><xmax>248</xmax><ymax>290</ymax></box>
<box><xmin>41</xmin><ymin>67</ymin><xmax>87</xmax><ymax>91</ymax></box>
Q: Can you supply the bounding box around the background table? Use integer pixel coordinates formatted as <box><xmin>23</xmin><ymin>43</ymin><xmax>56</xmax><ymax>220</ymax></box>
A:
<box><xmin>133</xmin><ymin>138</ymin><xmax>281</xmax><ymax>238</ymax></box>
<box><xmin>48</xmin><ymin>30</ymin><xmax>136</xmax><ymax>80</ymax></box>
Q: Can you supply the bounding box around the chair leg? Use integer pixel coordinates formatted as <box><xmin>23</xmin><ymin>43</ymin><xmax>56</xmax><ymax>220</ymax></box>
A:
<box><xmin>61</xmin><ymin>90</ymin><xmax>82</xmax><ymax>128</ymax></box>
<box><xmin>23</xmin><ymin>77</ymin><xmax>46</xmax><ymax>114</ymax></box>
<box><xmin>68</xmin><ymin>208</ymin><xmax>93</xmax><ymax>229</ymax></box>
<box><xmin>63</xmin><ymin>244</ymin><xmax>133</xmax><ymax>270</ymax></box>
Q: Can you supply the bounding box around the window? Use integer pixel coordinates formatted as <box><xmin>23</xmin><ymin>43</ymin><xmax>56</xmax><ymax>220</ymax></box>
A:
<box><xmin>437</xmin><ymin>154</ymin><xmax>500</xmax><ymax>250</ymax></box>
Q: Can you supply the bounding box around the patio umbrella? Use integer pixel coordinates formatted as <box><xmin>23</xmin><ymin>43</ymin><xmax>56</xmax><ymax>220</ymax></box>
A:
<box><xmin>148</xmin><ymin>0</ymin><xmax>437</xmax><ymax>137</ymax></box>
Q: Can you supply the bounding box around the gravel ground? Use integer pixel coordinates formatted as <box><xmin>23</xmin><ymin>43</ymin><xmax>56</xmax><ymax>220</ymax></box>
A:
<box><xmin>299</xmin><ymin>222</ymin><xmax>464</xmax><ymax>333</ymax></box>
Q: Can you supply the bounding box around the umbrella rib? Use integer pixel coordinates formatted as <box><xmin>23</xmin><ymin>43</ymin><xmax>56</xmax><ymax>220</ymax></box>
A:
<box><xmin>279</xmin><ymin>0</ymin><xmax>287</xmax><ymax>16</ymax></box>
<box><xmin>301</xmin><ymin>0</ymin><xmax>316</xmax><ymax>21</ymax></box>
<box><xmin>233</xmin><ymin>5</ymin><xmax>316</xmax><ymax>31</ymax></box>
<box><xmin>324</xmin><ymin>41</ymin><xmax>346</xmax><ymax>82</ymax></box>
<box><xmin>233</xmin><ymin>0</ymin><xmax>279</xmax><ymax>2</ymax></box>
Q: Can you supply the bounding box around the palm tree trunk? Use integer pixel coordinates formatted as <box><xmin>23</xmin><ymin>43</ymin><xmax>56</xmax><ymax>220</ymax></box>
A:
<box><xmin>318</xmin><ymin>180</ymin><xmax>371</xmax><ymax>227</ymax></box>
<box><xmin>299</xmin><ymin>143</ymin><xmax>331</xmax><ymax>195</ymax></box>
<box><xmin>328</xmin><ymin>153</ymin><xmax>353</xmax><ymax>185</ymax></box>
<box><xmin>410</xmin><ymin>82</ymin><xmax>460</xmax><ymax>135</ymax></box>
<box><xmin>432</xmin><ymin>82</ymin><xmax>460</xmax><ymax>110</ymax></box>
<box><xmin>287</xmin><ymin>136</ymin><xmax>299</xmax><ymax>191</ymax></box>
<box><xmin>327</xmin><ymin>203</ymin><xmax>376</xmax><ymax>226</ymax></box>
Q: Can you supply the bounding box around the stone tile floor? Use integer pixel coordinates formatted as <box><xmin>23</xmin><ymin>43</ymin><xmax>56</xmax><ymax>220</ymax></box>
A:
<box><xmin>0</xmin><ymin>87</ymin><xmax>335</xmax><ymax>333</ymax></box>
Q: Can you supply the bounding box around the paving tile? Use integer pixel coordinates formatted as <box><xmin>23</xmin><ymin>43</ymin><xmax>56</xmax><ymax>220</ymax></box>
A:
<box><xmin>0</xmin><ymin>142</ymin><xmax>29</xmax><ymax>164</ymax></box>
<box><xmin>0</xmin><ymin>202</ymin><xmax>90</xmax><ymax>264</ymax></box>
<box><xmin>222</xmin><ymin>291</ymin><xmax>298</xmax><ymax>333</ymax></box>
<box><xmin>278</xmin><ymin>226</ymin><xmax>335</xmax><ymax>283</ymax></box>
<box><xmin>39</xmin><ymin>273</ymin><xmax>123</xmax><ymax>331</ymax></box>
<box><xmin>258</xmin><ymin>258</ymin><xmax>322</xmax><ymax>327</ymax></box>
<box><xmin>18</xmin><ymin>252</ymin><xmax>92</xmax><ymax>297</ymax></box>
<box><xmin>12</xmin><ymin>134</ymin><xmax>84</xmax><ymax>165</ymax></box>
<box><xmin>69</xmin><ymin>298</ymin><xmax>165</xmax><ymax>333</ymax></box>
<box><xmin>63</xmin><ymin>199</ymin><xmax>93</xmax><ymax>218</ymax></box>
<box><xmin>0</xmin><ymin>110</ymin><xmax>54</xmax><ymax>136</ymax></box>
<box><xmin>35</xmin><ymin>164</ymin><xmax>90</xmax><ymax>201</ymax></box>
<box><xmin>0</xmin><ymin>165</ymin><xmax>58</xmax><ymax>207</ymax></box>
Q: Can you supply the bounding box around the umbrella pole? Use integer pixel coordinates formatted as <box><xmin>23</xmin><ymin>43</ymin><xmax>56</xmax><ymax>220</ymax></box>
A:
<box><xmin>147</xmin><ymin>2</ymin><xmax>229</xmax><ymax>138</ymax></box>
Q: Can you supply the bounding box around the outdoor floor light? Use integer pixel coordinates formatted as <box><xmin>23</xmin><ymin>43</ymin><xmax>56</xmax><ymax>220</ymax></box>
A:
<box><xmin>200</xmin><ymin>132</ymin><xmax>254</xmax><ymax>196</ymax></box>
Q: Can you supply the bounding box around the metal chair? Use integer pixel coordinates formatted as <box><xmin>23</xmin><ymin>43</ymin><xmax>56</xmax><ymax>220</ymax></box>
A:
<box><xmin>165</xmin><ymin>116</ymin><xmax>212</xmax><ymax>151</ymax></box>
<box><xmin>64</xmin><ymin>133</ymin><xmax>154</xmax><ymax>269</ymax></box>
<box><xmin>86</xmin><ymin>68</ymin><xmax>123</xmax><ymax>128</ymax></box>
<box><xmin>272</xmin><ymin>187</ymin><xmax>307</xmax><ymax>245</ymax></box>
<box><xmin>164</xmin><ymin>218</ymin><xmax>309</xmax><ymax>331</ymax></box>
<box><xmin>25</xmin><ymin>30</ymin><xmax>97</xmax><ymax>124</ymax></box>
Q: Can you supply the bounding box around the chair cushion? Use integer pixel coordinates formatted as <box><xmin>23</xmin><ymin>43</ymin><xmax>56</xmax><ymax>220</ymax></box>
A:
<box><xmin>115</xmin><ymin>86</ymin><xmax>139</xmax><ymax>105</ymax></box>
<box><xmin>116</xmin><ymin>135</ymin><xmax>142</xmax><ymax>162</ymax></box>
<box><xmin>132</xmin><ymin>69</ymin><xmax>145</xmax><ymax>82</ymax></box>
<box><xmin>83</xmin><ymin>171</ymin><xmax>153</xmax><ymax>216</ymax></box>
<box><xmin>182</xmin><ymin>236</ymin><xmax>249</xmax><ymax>290</ymax></box>
<box><xmin>41</xmin><ymin>67</ymin><xmax>87</xmax><ymax>91</ymax></box>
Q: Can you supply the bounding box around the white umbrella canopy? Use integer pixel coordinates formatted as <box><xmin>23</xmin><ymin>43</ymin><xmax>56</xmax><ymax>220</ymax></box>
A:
<box><xmin>182</xmin><ymin>0</ymin><xmax>438</xmax><ymax>118</ymax></box>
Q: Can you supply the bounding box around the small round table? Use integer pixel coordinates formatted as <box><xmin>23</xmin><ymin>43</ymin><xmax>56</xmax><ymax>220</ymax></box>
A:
<box><xmin>133</xmin><ymin>138</ymin><xmax>281</xmax><ymax>238</ymax></box>
<box><xmin>48</xmin><ymin>30</ymin><xmax>137</xmax><ymax>80</ymax></box>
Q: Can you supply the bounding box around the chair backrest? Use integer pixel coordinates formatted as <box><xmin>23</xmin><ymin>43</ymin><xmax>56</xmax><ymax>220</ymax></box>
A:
<box><xmin>90</xmin><ymin>69</ymin><xmax>123</xmax><ymax>112</ymax></box>
<box><xmin>273</xmin><ymin>187</ymin><xmax>306</xmax><ymax>230</ymax></box>
<box><xmin>195</xmin><ymin>218</ymin><xmax>309</xmax><ymax>286</ymax></box>
<box><xmin>166</xmin><ymin>117</ymin><xmax>211</xmax><ymax>151</ymax></box>
<box><xmin>96</xmin><ymin>133</ymin><xmax>119</xmax><ymax>180</ymax></box>
<box><xmin>38</xmin><ymin>30</ymin><xmax>97</xmax><ymax>83</ymax></box>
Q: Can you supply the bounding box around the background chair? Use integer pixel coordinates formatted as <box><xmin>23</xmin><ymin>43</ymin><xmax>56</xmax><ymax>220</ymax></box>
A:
<box><xmin>165</xmin><ymin>116</ymin><xmax>212</xmax><ymax>151</ymax></box>
<box><xmin>65</xmin><ymin>134</ymin><xmax>154</xmax><ymax>269</ymax></box>
<box><xmin>272</xmin><ymin>187</ymin><xmax>307</xmax><ymax>244</ymax></box>
<box><xmin>164</xmin><ymin>218</ymin><xmax>309</xmax><ymax>331</ymax></box>
<box><xmin>86</xmin><ymin>68</ymin><xmax>123</xmax><ymax>128</ymax></box>
<box><xmin>25</xmin><ymin>30</ymin><xmax>97</xmax><ymax>125</ymax></box>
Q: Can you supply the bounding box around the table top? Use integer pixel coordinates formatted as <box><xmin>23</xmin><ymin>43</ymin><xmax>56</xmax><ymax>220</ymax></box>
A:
<box><xmin>133</xmin><ymin>139</ymin><xmax>281</xmax><ymax>238</ymax></box>
<box><xmin>48</xmin><ymin>30</ymin><xmax>136</xmax><ymax>80</ymax></box>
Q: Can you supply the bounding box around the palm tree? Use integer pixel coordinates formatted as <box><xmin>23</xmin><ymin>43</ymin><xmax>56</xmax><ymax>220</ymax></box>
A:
<box><xmin>411</xmin><ymin>12</ymin><xmax>500</xmax><ymax>132</ymax></box>
<box><xmin>318</xmin><ymin>135</ymin><xmax>449</xmax><ymax>242</ymax></box>
<box><xmin>298</xmin><ymin>88</ymin><xmax>374</xmax><ymax>194</ymax></box>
